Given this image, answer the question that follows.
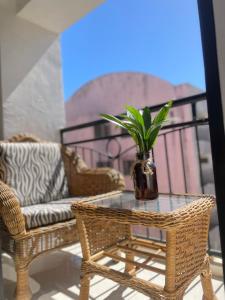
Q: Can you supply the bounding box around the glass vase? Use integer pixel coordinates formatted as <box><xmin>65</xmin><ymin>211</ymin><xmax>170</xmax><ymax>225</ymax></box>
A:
<box><xmin>133</xmin><ymin>152</ymin><xmax>158</xmax><ymax>200</ymax></box>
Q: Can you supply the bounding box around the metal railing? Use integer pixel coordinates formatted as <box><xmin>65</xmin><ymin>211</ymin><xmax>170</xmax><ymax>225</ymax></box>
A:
<box><xmin>61</xmin><ymin>92</ymin><xmax>221</xmax><ymax>257</ymax></box>
<box><xmin>61</xmin><ymin>93</ymin><xmax>207</xmax><ymax>145</ymax></box>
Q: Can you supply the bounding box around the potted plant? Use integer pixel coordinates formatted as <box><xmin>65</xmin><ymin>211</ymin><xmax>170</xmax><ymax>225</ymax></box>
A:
<box><xmin>100</xmin><ymin>101</ymin><xmax>172</xmax><ymax>200</ymax></box>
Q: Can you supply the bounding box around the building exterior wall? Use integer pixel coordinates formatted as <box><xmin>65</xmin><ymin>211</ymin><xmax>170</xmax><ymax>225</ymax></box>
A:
<box><xmin>0</xmin><ymin>0</ymin><xmax>105</xmax><ymax>141</ymax></box>
<box><xmin>0</xmin><ymin>2</ymin><xmax>64</xmax><ymax>141</ymax></box>
<box><xmin>0</xmin><ymin>5</ymin><xmax>57</xmax><ymax>101</ymax></box>
<box><xmin>3</xmin><ymin>39</ymin><xmax>65</xmax><ymax>141</ymax></box>
<box><xmin>65</xmin><ymin>72</ymin><xmax>202</xmax><ymax>193</ymax></box>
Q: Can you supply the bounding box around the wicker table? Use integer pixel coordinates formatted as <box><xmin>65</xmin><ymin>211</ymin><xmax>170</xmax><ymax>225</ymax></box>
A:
<box><xmin>72</xmin><ymin>191</ymin><xmax>217</xmax><ymax>300</ymax></box>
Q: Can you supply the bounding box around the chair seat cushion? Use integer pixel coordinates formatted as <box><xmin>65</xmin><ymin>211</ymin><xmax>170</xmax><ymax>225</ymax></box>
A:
<box><xmin>0</xmin><ymin>143</ymin><xmax>69</xmax><ymax>206</ymax></box>
<box><xmin>21</xmin><ymin>197</ymin><xmax>83</xmax><ymax>229</ymax></box>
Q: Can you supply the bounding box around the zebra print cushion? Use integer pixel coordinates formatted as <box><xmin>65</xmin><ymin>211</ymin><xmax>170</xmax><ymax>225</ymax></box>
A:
<box><xmin>0</xmin><ymin>143</ymin><xmax>69</xmax><ymax>206</ymax></box>
<box><xmin>21</xmin><ymin>197</ymin><xmax>83</xmax><ymax>229</ymax></box>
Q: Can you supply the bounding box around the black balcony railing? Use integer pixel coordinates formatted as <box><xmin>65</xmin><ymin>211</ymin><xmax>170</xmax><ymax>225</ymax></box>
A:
<box><xmin>61</xmin><ymin>92</ymin><xmax>221</xmax><ymax>257</ymax></box>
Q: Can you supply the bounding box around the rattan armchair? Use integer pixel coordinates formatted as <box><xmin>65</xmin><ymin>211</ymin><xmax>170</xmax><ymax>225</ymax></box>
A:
<box><xmin>0</xmin><ymin>134</ymin><xmax>125</xmax><ymax>300</ymax></box>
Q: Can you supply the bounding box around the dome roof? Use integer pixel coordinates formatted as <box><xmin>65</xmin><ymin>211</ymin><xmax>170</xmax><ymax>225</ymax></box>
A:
<box><xmin>65</xmin><ymin>72</ymin><xmax>199</xmax><ymax>126</ymax></box>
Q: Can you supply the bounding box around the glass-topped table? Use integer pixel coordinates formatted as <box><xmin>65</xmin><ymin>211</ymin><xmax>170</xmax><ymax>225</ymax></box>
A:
<box><xmin>90</xmin><ymin>190</ymin><xmax>199</xmax><ymax>213</ymax></box>
<box><xmin>76</xmin><ymin>191</ymin><xmax>214</xmax><ymax>229</ymax></box>
<box><xmin>72</xmin><ymin>191</ymin><xmax>217</xmax><ymax>300</ymax></box>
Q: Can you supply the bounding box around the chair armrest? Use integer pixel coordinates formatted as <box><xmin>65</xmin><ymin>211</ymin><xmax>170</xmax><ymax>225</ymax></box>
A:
<box><xmin>62</xmin><ymin>146</ymin><xmax>125</xmax><ymax>196</ymax></box>
<box><xmin>0</xmin><ymin>181</ymin><xmax>26</xmax><ymax>237</ymax></box>
<box><xmin>70</xmin><ymin>167</ymin><xmax>125</xmax><ymax>196</ymax></box>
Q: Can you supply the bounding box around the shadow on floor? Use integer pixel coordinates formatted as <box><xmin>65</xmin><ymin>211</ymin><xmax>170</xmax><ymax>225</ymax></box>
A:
<box><xmin>2</xmin><ymin>248</ymin><xmax>82</xmax><ymax>300</ymax></box>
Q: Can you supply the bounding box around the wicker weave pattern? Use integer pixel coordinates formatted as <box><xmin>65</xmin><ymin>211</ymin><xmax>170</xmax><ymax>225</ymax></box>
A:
<box><xmin>0</xmin><ymin>134</ymin><xmax>125</xmax><ymax>300</ymax></box>
<box><xmin>83</xmin><ymin>219</ymin><xmax>130</xmax><ymax>256</ymax></box>
<box><xmin>72</xmin><ymin>168</ymin><xmax>125</xmax><ymax>196</ymax></box>
<box><xmin>62</xmin><ymin>146</ymin><xmax>125</xmax><ymax>196</ymax></box>
<box><xmin>0</xmin><ymin>181</ymin><xmax>26</xmax><ymax>236</ymax></box>
<box><xmin>14</xmin><ymin>220</ymin><xmax>78</xmax><ymax>268</ymax></box>
<box><xmin>72</xmin><ymin>192</ymin><xmax>217</xmax><ymax>300</ymax></box>
<box><xmin>81</xmin><ymin>260</ymin><xmax>166</xmax><ymax>299</ymax></box>
<box><xmin>72</xmin><ymin>195</ymin><xmax>214</xmax><ymax>229</ymax></box>
<box><xmin>7</xmin><ymin>134</ymin><xmax>43</xmax><ymax>143</ymax></box>
<box><xmin>174</xmin><ymin>216</ymin><xmax>210</xmax><ymax>289</ymax></box>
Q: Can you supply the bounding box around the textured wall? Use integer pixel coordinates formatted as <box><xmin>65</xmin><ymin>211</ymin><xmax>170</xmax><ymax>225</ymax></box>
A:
<box><xmin>0</xmin><ymin>2</ymin><xmax>65</xmax><ymax>141</ymax></box>
<box><xmin>0</xmin><ymin>0</ymin><xmax>106</xmax><ymax>140</ymax></box>
<box><xmin>3</xmin><ymin>39</ymin><xmax>65</xmax><ymax>141</ymax></box>
<box><xmin>0</xmin><ymin>5</ymin><xmax>56</xmax><ymax>102</ymax></box>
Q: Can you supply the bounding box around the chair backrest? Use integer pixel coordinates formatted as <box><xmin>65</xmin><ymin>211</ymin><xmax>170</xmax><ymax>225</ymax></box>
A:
<box><xmin>0</xmin><ymin>141</ymin><xmax>69</xmax><ymax>206</ymax></box>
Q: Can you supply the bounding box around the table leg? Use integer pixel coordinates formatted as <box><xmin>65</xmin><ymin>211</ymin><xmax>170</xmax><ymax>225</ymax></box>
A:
<box><xmin>80</xmin><ymin>274</ymin><xmax>90</xmax><ymax>300</ymax></box>
<box><xmin>201</xmin><ymin>258</ymin><xmax>218</xmax><ymax>300</ymax></box>
<box><xmin>0</xmin><ymin>236</ymin><xmax>4</xmax><ymax>300</ymax></box>
<box><xmin>125</xmin><ymin>251</ymin><xmax>135</xmax><ymax>273</ymax></box>
<box><xmin>125</xmin><ymin>227</ymin><xmax>136</xmax><ymax>275</ymax></box>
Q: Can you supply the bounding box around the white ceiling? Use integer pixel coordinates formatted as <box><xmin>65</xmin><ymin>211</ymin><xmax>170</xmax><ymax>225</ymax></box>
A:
<box><xmin>17</xmin><ymin>0</ymin><xmax>105</xmax><ymax>33</ymax></box>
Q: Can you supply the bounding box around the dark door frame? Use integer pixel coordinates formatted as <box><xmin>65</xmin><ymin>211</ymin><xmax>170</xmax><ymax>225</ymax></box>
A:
<box><xmin>198</xmin><ymin>0</ymin><xmax>225</xmax><ymax>281</ymax></box>
<box><xmin>0</xmin><ymin>46</ymin><xmax>3</xmax><ymax>140</ymax></box>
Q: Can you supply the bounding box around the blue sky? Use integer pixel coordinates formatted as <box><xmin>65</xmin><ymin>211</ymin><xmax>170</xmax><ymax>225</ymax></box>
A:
<box><xmin>61</xmin><ymin>0</ymin><xmax>204</xmax><ymax>101</ymax></box>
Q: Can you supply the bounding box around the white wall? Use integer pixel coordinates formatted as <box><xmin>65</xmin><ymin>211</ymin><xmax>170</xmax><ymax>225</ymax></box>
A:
<box><xmin>3</xmin><ymin>39</ymin><xmax>65</xmax><ymax>141</ymax></box>
<box><xmin>0</xmin><ymin>0</ymin><xmax>105</xmax><ymax>141</ymax></box>
<box><xmin>0</xmin><ymin>6</ymin><xmax>57</xmax><ymax>101</ymax></box>
<box><xmin>0</xmin><ymin>1</ymin><xmax>63</xmax><ymax>140</ymax></box>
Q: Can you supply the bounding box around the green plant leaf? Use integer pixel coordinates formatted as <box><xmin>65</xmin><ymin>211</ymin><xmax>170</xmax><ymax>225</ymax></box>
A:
<box><xmin>100</xmin><ymin>101</ymin><xmax>172</xmax><ymax>153</ymax></box>
<box><xmin>101</xmin><ymin>114</ymin><xmax>141</xmax><ymax>140</ymax></box>
<box><xmin>146</xmin><ymin>101</ymin><xmax>173</xmax><ymax>150</ymax></box>
<box><xmin>125</xmin><ymin>105</ymin><xmax>146</xmax><ymax>140</ymax></box>
<box><xmin>125</xmin><ymin>105</ymin><xmax>144</xmax><ymax>127</ymax></box>
<box><xmin>129</xmin><ymin>131</ymin><xmax>143</xmax><ymax>152</ymax></box>
<box><xmin>142</xmin><ymin>107</ymin><xmax>151</xmax><ymax>131</ymax></box>
<box><xmin>120</xmin><ymin>115</ymin><xmax>142</xmax><ymax>132</ymax></box>
<box><xmin>152</xmin><ymin>100</ymin><xmax>173</xmax><ymax>126</ymax></box>
<box><xmin>120</xmin><ymin>114</ymin><xmax>128</xmax><ymax>119</ymax></box>
<box><xmin>127</xmin><ymin>126</ymin><xmax>145</xmax><ymax>152</ymax></box>
<box><xmin>146</xmin><ymin>124</ymin><xmax>161</xmax><ymax>150</ymax></box>
<box><xmin>100</xmin><ymin>114</ymin><xmax>127</xmax><ymax>130</ymax></box>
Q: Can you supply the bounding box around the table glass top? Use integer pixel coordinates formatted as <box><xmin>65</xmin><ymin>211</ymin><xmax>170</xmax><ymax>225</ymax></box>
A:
<box><xmin>91</xmin><ymin>191</ymin><xmax>201</xmax><ymax>213</ymax></box>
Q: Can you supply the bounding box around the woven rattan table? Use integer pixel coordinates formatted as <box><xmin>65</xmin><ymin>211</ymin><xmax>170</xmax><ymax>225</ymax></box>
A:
<box><xmin>72</xmin><ymin>191</ymin><xmax>217</xmax><ymax>300</ymax></box>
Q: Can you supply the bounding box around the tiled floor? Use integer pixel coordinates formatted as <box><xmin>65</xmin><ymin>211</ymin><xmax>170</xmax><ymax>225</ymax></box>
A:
<box><xmin>2</xmin><ymin>243</ymin><xmax>224</xmax><ymax>299</ymax></box>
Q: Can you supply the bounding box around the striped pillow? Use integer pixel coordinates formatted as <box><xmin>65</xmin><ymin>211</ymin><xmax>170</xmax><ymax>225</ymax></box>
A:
<box><xmin>0</xmin><ymin>143</ymin><xmax>69</xmax><ymax>206</ymax></box>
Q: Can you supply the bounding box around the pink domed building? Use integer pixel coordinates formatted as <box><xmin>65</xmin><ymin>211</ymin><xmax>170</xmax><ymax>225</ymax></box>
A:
<box><xmin>65</xmin><ymin>72</ymin><xmax>203</xmax><ymax>194</ymax></box>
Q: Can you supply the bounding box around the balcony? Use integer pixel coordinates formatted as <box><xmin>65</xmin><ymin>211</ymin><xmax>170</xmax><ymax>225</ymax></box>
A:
<box><xmin>0</xmin><ymin>93</ymin><xmax>224</xmax><ymax>299</ymax></box>
<box><xmin>2</xmin><ymin>243</ymin><xmax>224</xmax><ymax>299</ymax></box>
<box><xmin>61</xmin><ymin>93</ymin><xmax>221</xmax><ymax>258</ymax></box>
<box><xmin>0</xmin><ymin>1</ymin><xmax>225</xmax><ymax>299</ymax></box>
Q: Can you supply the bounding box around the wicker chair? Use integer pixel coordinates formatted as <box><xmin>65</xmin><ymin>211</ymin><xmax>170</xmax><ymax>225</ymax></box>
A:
<box><xmin>0</xmin><ymin>134</ymin><xmax>125</xmax><ymax>300</ymax></box>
